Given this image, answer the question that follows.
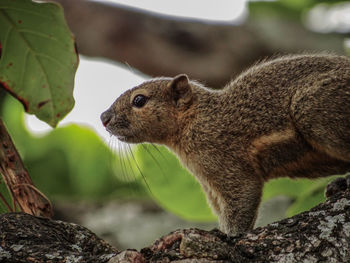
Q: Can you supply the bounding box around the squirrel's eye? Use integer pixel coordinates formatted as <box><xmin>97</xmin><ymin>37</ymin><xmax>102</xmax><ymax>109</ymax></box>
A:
<box><xmin>132</xmin><ymin>94</ymin><xmax>148</xmax><ymax>108</ymax></box>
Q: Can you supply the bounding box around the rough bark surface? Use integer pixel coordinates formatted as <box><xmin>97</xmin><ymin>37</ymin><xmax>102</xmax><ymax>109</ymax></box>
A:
<box><xmin>0</xmin><ymin>212</ymin><xmax>118</xmax><ymax>263</ymax></box>
<box><xmin>54</xmin><ymin>0</ymin><xmax>344</xmax><ymax>88</ymax></box>
<box><xmin>0</xmin><ymin>118</ymin><xmax>52</xmax><ymax>218</ymax></box>
<box><xmin>1</xmin><ymin>189</ymin><xmax>349</xmax><ymax>262</ymax></box>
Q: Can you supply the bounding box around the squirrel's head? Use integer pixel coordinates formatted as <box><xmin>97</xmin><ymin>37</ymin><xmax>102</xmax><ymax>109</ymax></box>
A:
<box><xmin>101</xmin><ymin>74</ymin><xmax>195</xmax><ymax>144</ymax></box>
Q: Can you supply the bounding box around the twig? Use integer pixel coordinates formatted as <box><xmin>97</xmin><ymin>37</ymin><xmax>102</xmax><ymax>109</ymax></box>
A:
<box><xmin>0</xmin><ymin>118</ymin><xmax>53</xmax><ymax>218</ymax></box>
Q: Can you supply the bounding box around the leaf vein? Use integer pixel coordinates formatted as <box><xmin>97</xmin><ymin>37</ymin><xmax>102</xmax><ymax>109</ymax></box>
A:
<box><xmin>19</xmin><ymin>49</ymin><xmax>29</xmax><ymax>98</ymax></box>
<box><xmin>17</xmin><ymin>29</ymin><xmax>69</xmax><ymax>50</ymax></box>
<box><xmin>1</xmin><ymin>23</ymin><xmax>12</xmax><ymax>63</ymax></box>
<box><xmin>0</xmin><ymin>9</ymin><xmax>55</xmax><ymax>116</ymax></box>
<box><xmin>35</xmin><ymin>53</ymin><xmax>67</xmax><ymax>68</ymax></box>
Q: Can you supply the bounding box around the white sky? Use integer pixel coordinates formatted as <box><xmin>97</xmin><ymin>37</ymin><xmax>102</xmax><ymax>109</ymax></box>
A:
<box><xmin>25</xmin><ymin>0</ymin><xmax>247</xmax><ymax>143</ymax></box>
<box><xmin>95</xmin><ymin>0</ymin><xmax>247</xmax><ymax>22</ymax></box>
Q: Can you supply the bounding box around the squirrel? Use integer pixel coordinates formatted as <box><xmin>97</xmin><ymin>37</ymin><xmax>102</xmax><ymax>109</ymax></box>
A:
<box><xmin>101</xmin><ymin>54</ymin><xmax>350</xmax><ymax>236</ymax></box>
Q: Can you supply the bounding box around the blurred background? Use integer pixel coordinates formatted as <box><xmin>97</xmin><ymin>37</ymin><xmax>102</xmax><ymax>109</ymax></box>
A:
<box><xmin>1</xmin><ymin>0</ymin><xmax>350</xmax><ymax>250</ymax></box>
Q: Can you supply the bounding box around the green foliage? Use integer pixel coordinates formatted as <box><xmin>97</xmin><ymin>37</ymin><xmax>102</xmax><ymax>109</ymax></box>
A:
<box><xmin>0</xmin><ymin>0</ymin><xmax>78</xmax><ymax>127</ymax></box>
<box><xmin>0</xmin><ymin>0</ymin><xmax>79</xmax><ymax>213</ymax></box>
<box><xmin>262</xmin><ymin>176</ymin><xmax>336</xmax><ymax>217</ymax></box>
<box><xmin>134</xmin><ymin>144</ymin><xmax>216</xmax><ymax>222</ymax></box>
<box><xmin>262</xmin><ymin>178</ymin><xmax>313</xmax><ymax>202</ymax></box>
<box><xmin>280</xmin><ymin>0</ymin><xmax>314</xmax><ymax>10</ymax></box>
<box><xmin>249</xmin><ymin>0</ymin><xmax>349</xmax><ymax>20</ymax></box>
<box><xmin>286</xmin><ymin>180</ymin><xmax>327</xmax><ymax>216</ymax></box>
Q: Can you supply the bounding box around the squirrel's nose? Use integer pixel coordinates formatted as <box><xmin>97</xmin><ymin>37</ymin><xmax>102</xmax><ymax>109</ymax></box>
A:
<box><xmin>100</xmin><ymin>110</ymin><xmax>112</xmax><ymax>127</ymax></box>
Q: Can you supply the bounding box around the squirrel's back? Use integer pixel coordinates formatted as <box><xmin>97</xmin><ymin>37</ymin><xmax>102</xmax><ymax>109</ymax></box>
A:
<box><xmin>210</xmin><ymin>54</ymin><xmax>350</xmax><ymax>138</ymax></box>
<box><xmin>187</xmin><ymin>53</ymin><xmax>350</xmax><ymax>178</ymax></box>
<box><xmin>228</xmin><ymin>54</ymin><xmax>350</xmax><ymax>92</ymax></box>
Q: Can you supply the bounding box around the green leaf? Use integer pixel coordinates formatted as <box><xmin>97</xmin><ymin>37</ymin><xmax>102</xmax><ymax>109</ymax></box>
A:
<box><xmin>263</xmin><ymin>176</ymin><xmax>339</xmax><ymax>217</ymax></box>
<box><xmin>262</xmin><ymin>178</ymin><xmax>314</xmax><ymax>201</ymax></box>
<box><xmin>286</xmin><ymin>176</ymin><xmax>336</xmax><ymax>216</ymax></box>
<box><xmin>0</xmin><ymin>0</ymin><xmax>78</xmax><ymax>127</ymax></box>
<box><xmin>287</xmin><ymin>189</ymin><xmax>325</xmax><ymax>217</ymax></box>
<box><xmin>134</xmin><ymin>145</ymin><xmax>216</xmax><ymax>222</ymax></box>
<box><xmin>279</xmin><ymin>0</ymin><xmax>314</xmax><ymax>10</ymax></box>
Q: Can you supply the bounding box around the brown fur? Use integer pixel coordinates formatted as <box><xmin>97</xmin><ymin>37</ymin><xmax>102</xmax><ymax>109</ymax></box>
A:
<box><xmin>101</xmin><ymin>54</ymin><xmax>350</xmax><ymax>236</ymax></box>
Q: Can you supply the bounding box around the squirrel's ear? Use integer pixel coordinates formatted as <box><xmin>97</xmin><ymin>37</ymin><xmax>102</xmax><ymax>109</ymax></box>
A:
<box><xmin>168</xmin><ymin>74</ymin><xmax>192</xmax><ymax>106</ymax></box>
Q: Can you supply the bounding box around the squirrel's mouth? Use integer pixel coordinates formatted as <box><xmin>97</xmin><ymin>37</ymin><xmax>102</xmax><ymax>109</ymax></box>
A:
<box><xmin>116</xmin><ymin>135</ymin><xmax>128</xmax><ymax>142</ymax></box>
<box><xmin>113</xmin><ymin>133</ymin><xmax>135</xmax><ymax>143</ymax></box>
<box><xmin>116</xmin><ymin>134</ymin><xmax>142</xmax><ymax>144</ymax></box>
<box><xmin>106</xmin><ymin>129</ymin><xmax>128</xmax><ymax>142</ymax></box>
<box><xmin>107</xmin><ymin>126</ymin><xmax>141</xmax><ymax>144</ymax></box>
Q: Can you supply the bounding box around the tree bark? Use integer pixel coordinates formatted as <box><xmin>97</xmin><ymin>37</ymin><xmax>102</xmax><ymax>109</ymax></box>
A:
<box><xmin>1</xmin><ymin>188</ymin><xmax>349</xmax><ymax>262</ymax></box>
<box><xmin>0</xmin><ymin>212</ymin><xmax>119</xmax><ymax>263</ymax></box>
<box><xmin>54</xmin><ymin>0</ymin><xmax>344</xmax><ymax>88</ymax></box>
<box><xmin>0</xmin><ymin>118</ymin><xmax>52</xmax><ymax>218</ymax></box>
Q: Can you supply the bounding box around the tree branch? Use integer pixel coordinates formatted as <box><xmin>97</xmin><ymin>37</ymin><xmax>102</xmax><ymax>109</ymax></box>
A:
<box><xmin>0</xmin><ymin>212</ymin><xmax>118</xmax><ymax>262</ymax></box>
<box><xmin>1</xmin><ymin>188</ymin><xmax>349</xmax><ymax>262</ymax></box>
<box><xmin>55</xmin><ymin>0</ymin><xmax>344</xmax><ymax>88</ymax></box>
<box><xmin>0</xmin><ymin>118</ymin><xmax>52</xmax><ymax>218</ymax></box>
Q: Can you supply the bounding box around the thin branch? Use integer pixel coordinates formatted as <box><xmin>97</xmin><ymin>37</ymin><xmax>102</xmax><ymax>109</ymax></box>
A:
<box><xmin>0</xmin><ymin>118</ymin><xmax>53</xmax><ymax>218</ymax></box>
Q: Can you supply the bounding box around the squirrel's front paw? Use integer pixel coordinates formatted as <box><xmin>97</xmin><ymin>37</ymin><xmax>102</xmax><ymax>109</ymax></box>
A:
<box><xmin>325</xmin><ymin>174</ymin><xmax>350</xmax><ymax>198</ymax></box>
